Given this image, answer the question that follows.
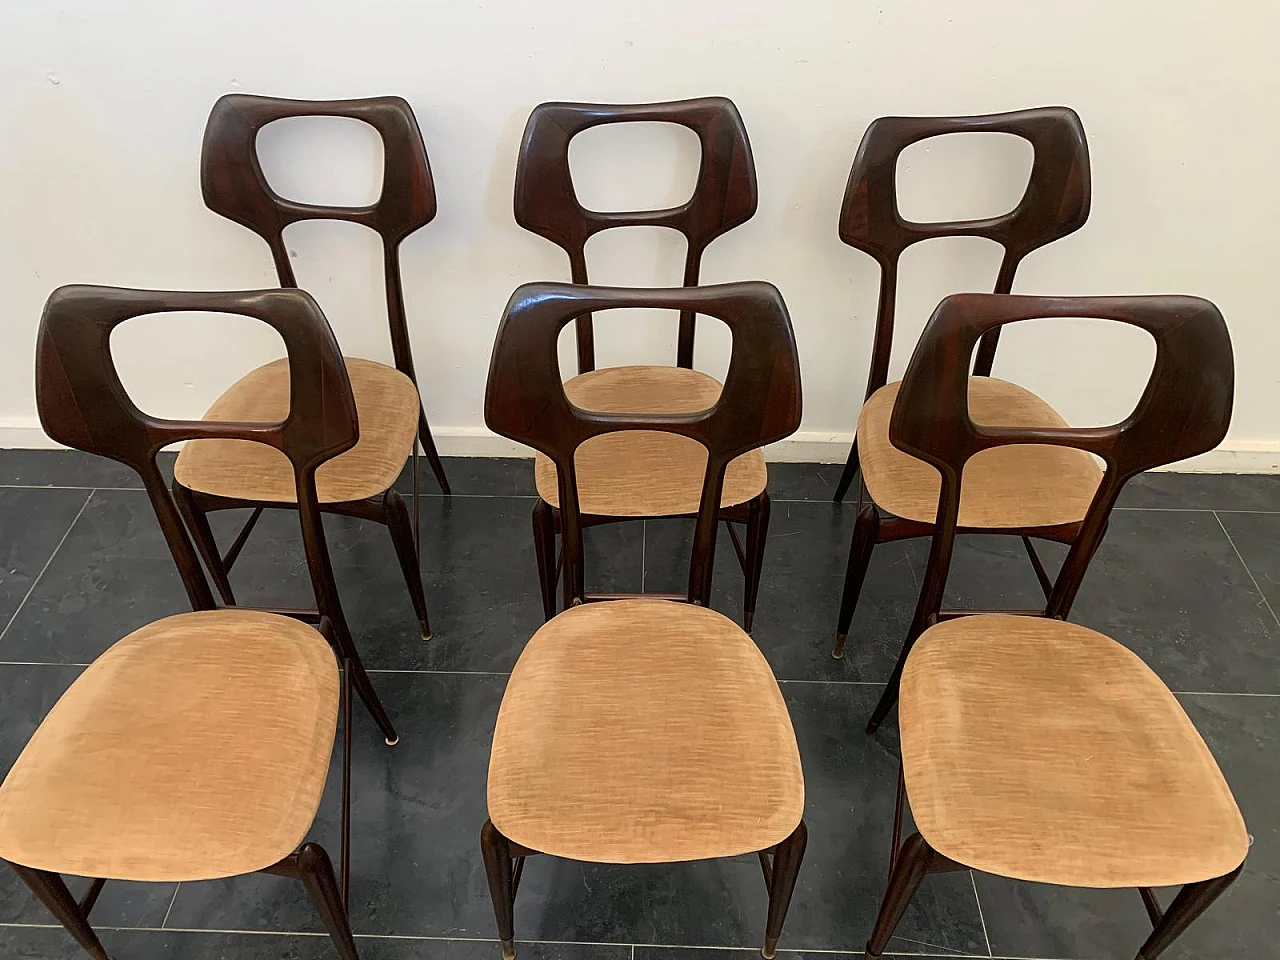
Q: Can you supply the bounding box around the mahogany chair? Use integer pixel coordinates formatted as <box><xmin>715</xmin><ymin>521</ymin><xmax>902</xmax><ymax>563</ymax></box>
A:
<box><xmin>862</xmin><ymin>292</ymin><xmax>1244</xmax><ymax>960</ymax></box>
<box><xmin>829</xmin><ymin>108</ymin><xmax>1096</xmax><ymax>678</ymax></box>
<box><xmin>514</xmin><ymin>98</ymin><xmax>773</xmax><ymax>627</ymax></box>
<box><xmin>3</xmin><ymin>284</ymin><xmax>398</xmax><ymax>960</ymax></box>
<box><xmin>171</xmin><ymin>93</ymin><xmax>447</xmax><ymax>641</ymax></box>
<box><xmin>480</xmin><ymin>282</ymin><xmax>807</xmax><ymax>960</ymax></box>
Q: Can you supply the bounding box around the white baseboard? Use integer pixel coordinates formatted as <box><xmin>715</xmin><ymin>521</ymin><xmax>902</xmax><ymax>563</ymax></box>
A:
<box><xmin>2</xmin><ymin>419</ymin><xmax>1277</xmax><ymax>473</ymax></box>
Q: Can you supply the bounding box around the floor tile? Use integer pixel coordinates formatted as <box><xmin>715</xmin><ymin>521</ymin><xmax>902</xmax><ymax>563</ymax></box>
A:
<box><xmin>0</xmin><ymin>491</ymin><xmax>194</xmax><ymax>664</ymax></box>
<box><xmin>397</xmin><ymin>457</ymin><xmax>538</xmax><ymax>498</ymax></box>
<box><xmin>0</xmin><ymin>488</ymin><xmax>90</xmax><ymax>629</ymax></box>
<box><xmin>765</xmin><ymin>463</ymin><xmax>848</xmax><ymax>503</ymax></box>
<box><xmin>1067</xmin><ymin>511</ymin><xmax>1279</xmax><ymax>694</ymax></box>
<box><xmin>973</xmin><ymin>693</ymin><xmax>1278</xmax><ymax>960</ymax></box>
<box><xmin>0</xmin><ymin>664</ymin><xmax>178</xmax><ymax>927</ymax></box>
<box><xmin>1117</xmin><ymin>472</ymin><xmax>1280</xmax><ymax>512</ymax></box>
<box><xmin>1215</xmin><ymin>511</ymin><xmax>1280</xmax><ymax>614</ymax></box>
<box><xmin>0</xmin><ymin>449</ymin><xmax>175</xmax><ymax>489</ymax></box>
<box><xmin>636</xmin><ymin>950</ymin><xmax>955</xmax><ymax>960</ymax></box>
<box><xmin>0</xmin><ymin>926</ymin><xmax>88</xmax><ymax>959</ymax></box>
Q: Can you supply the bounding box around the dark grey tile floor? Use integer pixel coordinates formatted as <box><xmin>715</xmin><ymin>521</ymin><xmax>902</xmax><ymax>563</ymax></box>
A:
<box><xmin>0</xmin><ymin>454</ymin><xmax>1275</xmax><ymax>960</ymax></box>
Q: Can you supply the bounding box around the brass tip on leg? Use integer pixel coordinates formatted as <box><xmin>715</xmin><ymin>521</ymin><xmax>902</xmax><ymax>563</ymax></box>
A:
<box><xmin>419</xmin><ymin>621</ymin><xmax>432</xmax><ymax>642</ymax></box>
<box><xmin>385</xmin><ymin>735</ymin><xmax>400</xmax><ymax>747</ymax></box>
<box><xmin>761</xmin><ymin>938</ymin><xmax>778</xmax><ymax>959</ymax></box>
<box><xmin>832</xmin><ymin>633</ymin><xmax>848</xmax><ymax>659</ymax></box>
<box><xmin>501</xmin><ymin>939</ymin><xmax>516</xmax><ymax>960</ymax></box>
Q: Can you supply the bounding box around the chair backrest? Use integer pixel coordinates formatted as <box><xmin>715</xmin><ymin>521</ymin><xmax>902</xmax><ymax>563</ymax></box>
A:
<box><xmin>36</xmin><ymin>285</ymin><xmax>358</xmax><ymax>621</ymax></box>
<box><xmin>514</xmin><ymin>98</ymin><xmax>757</xmax><ymax>373</ymax></box>
<box><xmin>201</xmin><ymin>93</ymin><xmax>435</xmax><ymax>385</ymax></box>
<box><xmin>840</xmin><ymin>107</ymin><xmax>1090</xmax><ymax>394</ymax></box>
<box><xmin>485</xmin><ymin>281</ymin><xmax>800</xmax><ymax>605</ymax></box>
<box><xmin>892</xmin><ymin>293</ymin><xmax>1233</xmax><ymax>624</ymax></box>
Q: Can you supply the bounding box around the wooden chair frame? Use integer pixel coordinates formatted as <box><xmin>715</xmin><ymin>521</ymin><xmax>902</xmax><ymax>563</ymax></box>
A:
<box><xmin>27</xmin><ymin>284</ymin><xmax>397</xmax><ymax>959</ymax></box>
<box><xmin>174</xmin><ymin>93</ymin><xmax>450</xmax><ymax>642</ymax></box>
<box><xmin>830</xmin><ymin>106</ymin><xmax>1091</xmax><ymax>503</ymax></box>
<box><xmin>481</xmin><ymin>281</ymin><xmax>807</xmax><ymax>959</ymax></box>
<box><xmin>516</xmin><ymin>97</ymin><xmax>773</xmax><ymax>626</ymax></box>
<box><xmin>862</xmin><ymin>291</ymin><xmax>1237</xmax><ymax>959</ymax></box>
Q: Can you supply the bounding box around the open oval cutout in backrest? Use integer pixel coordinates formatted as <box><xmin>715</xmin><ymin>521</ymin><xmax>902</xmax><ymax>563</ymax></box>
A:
<box><xmin>257</xmin><ymin>115</ymin><xmax>385</xmax><ymax>207</ymax></box>
<box><xmin>896</xmin><ymin>132</ymin><xmax>1033</xmax><ymax>223</ymax></box>
<box><xmin>556</xmin><ymin>303</ymin><xmax>733</xmax><ymax>386</ymax></box>
<box><xmin>111</xmin><ymin>311</ymin><xmax>288</xmax><ymax>421</ymax></box>
<box><xmin>569</xmin><ymin>121</ymin><xmax>701</xmax><ymax>212</ymax></box>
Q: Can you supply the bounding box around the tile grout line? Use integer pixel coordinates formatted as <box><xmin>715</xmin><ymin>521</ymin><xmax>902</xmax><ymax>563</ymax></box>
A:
<box><xmin>1213</xmin><ymin>510</ymin><xmax>1280</xmax><ymax>629</ymax></box>
<box><xmin>159</xmin><ymin>883</ymin><xmax>181</xmax><ymax>929</ymax></box>
<box><xmin>969</xmin><ymin>871</ymin><xmax>994</xmax><ymax>958</ymax></box>
<box><xmin>0</xmin><ymin>489</ymin><xmax>94</xmax><ymax>643</ymax></box>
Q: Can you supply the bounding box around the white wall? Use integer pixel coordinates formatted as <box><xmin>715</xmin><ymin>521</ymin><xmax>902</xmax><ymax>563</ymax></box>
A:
<box><xmin>2</xmin><ymin>0</ymin><xmax>1276</xmax><ymax>469</ymax></box>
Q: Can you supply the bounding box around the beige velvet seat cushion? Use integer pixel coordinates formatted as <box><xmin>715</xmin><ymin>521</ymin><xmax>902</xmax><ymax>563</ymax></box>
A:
<box><xmin>859</xmin><ymin>377</ymin><xmax>1103</xmax><ymax>528</ymax></box>
<box><xmin>533</xmin><ymin>365</ymin><xmax>768</xmax><ymax>516</ymax></box>
<box><xmin>0</xmin><ymin>610</ymin><xmax>339</xmax><ymax>882</ymax></box>
<box><xmin>174</xmin><ymin>357</ymin><xmax>419</xmax><ymax>504</ymax></box>
<box><xmin>900</xmin><ymin>615</ymin><xmax>1249</xmax><ymax>888</ymax></box>
<box><xmin>488</xmin><ymin>599</ymin><xmax>803</xmax><ymax>863</ymax></box>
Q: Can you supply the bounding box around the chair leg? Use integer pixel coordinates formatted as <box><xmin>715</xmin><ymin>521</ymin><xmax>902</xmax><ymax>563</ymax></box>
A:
<box><xmin>743</xmin><ymin>490</ymin><xmax>771</xmax><ymax>634</ymax></box>
<box><xmin>418</xmin><ymin>411</ymin><xmax>451</xmax><ymax>495</ymax></box>
<box><xmin>382</xmin><ymin>489</ymin><xmax>432</xmax><ymax>641</ymax></box>
<box><xmin>481</xmin><ymin>819</ymin><xmax>518</xmax><ymax>960</ymax></box>
<box><xmin>833</xmin><ymin>504</ymin><xmax>880</xmax><ymax>659</ymax></box>
<box><xmin>762</xmin><ymin>820</ymin><xmax>808</xmax><ymax>959</ymax></box>
<box><xmin>8</xmin><ymin>863</ymin><xmax>110</xmax><ymax>960</ymax></box>
<box><xmin>1134</xmin><ymin>864</ymin><xmax>1242</xmax><ymax>959</ymax></box>
<box><xmin>832</xmin><ymin>437</ymin><xmax>860</xmax><ymax>503</ymax></box>
<box><xmin>170</xmin><ymin>479</ymin><xmax>236</xmax><ymax>606</ymax></box>
<box><xmin>532</xmin><ymin>499</ymin><xmax>558</xmax><ymax>622</ymax></box>
<box><xmin>865</xmin><ymin>833</ymin><xmax>937</xmax><ymax>959</ymax></box>
<box><xmin>296</xmin><ymin>842</ymin><xmax>360</xmax><ymax>960</ymax></box>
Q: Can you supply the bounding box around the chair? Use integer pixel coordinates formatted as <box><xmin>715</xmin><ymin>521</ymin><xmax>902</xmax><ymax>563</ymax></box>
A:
<box><xmin>515</xmin><ymin>98</ymin><xmax>772</xmax><ymax>627</ymax></box>
<box><xmin>171</xmin><ymin>93</ymin><xmax>446</xmax><ymax>641</ymax></box>
<box><xmin>861</xmin><ymin>292</ymin><xmax>1246</xmax><ymax>960</ymax></box>
<box><xmin>828</xmin><ymin>109</ymin><xmax>1096</xmax><ymax>700</ymax></box>
<box><xmin>480</xmin><ymin>282</ymin><xmax>807</xmax><ymax>960</ymax></box>
<box><xmin>4</xmin><ymin>284</ymin><xmax>392</xmax><ymax>960</ymax></box>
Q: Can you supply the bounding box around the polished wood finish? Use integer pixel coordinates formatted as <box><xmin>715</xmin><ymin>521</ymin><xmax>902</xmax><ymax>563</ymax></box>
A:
<box><xmin>481</xmin><ymin>281</ymin><xmax>806</xmax><ymax>959</ymax></box>
<box><xmin>515</xmin><ymin>97</ymin><xmax>756</xmax><ymax>372</ymax></box>
<box><xmin>31</xmin><ymin>285</ymin><xmax>374</xmax><ymax>959</ymax></box>
<box><xmin>202</xmin><ymin>92</ymin><xmax>449</xmax><ymax>493</ymax></box>
<box><xmin>832</xmin><ymin>106</ymin><xmax>1090</xmax><ymax>502</ymax></box>
<box><xmin>514</xmin><ymin>98</ymin><xmax>770</xmax><ymax>624</ymax></box>
<box><xmin>860</xmin><ymin>292</ymin><xmax>1233</xmax><ymax>732</ymax></box>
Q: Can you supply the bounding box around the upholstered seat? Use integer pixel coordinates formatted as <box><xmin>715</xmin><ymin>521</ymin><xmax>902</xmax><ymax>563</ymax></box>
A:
<box><xmin>175</xmin><ymin>357</ymin><xmax>419</xmax><ymax>504</ymax></box>
<box><xmin>533</xmin><ymin>365</ymin><xmax>767</xmax><ymax>516</ymax></box>
<box><xmin>0</xmin><ymin>610</ymin><xmax>339</xmax><ymax>882</ymax></box>
<box><xmin>858</xmin><ymin>377</ymin><xmax>1103</xmax><ymax>528</ymax></box>
<box><xmin>899</xmin><ymin>615</ymin><xmax>1249</xmax><ymax>889</ymax></box>
<box><xmin>487</xmin><ymin>599</ymin><xmax>803</xmax><ymax>864</ymax></box>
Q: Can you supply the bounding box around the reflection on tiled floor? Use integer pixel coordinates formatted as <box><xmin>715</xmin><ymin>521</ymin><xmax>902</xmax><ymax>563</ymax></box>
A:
<box><xmin>0</xmin><ymin>454</ymin><xmax>1275</xmax><ymax>960</ymax></box>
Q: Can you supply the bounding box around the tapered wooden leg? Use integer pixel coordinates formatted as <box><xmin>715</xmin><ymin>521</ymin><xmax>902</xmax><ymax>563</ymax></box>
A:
<box><xmin>383</xmin><ymin>489</ymin><xmax>432</xmax><ymax>640</ymax></box>
<box><xmin>743</xmin><ymin>491</ymin><xmax>771</xmax><ymax>634</ymax></box>
<box><xmin>418</xmin><ymin>411</ymin><xmax>451</xmax><ymax>495</ymax></box>
<box><xmin>8</xmin><ymin>863</ymin><xmax>109</xmax><ymax>960</ymax></box>
<box><xmin>1135</xmin><ymin>864</ymin><xmax>1242</xmax><ymax>959</ymax></box>
<box><xmin>296</xmin><ymin>843</ymin><xmax>360</xmax><ymax>960</ymax></box>
<box><xmin>171</xmin><ymin>479</ymin><xmax>236</xmax><ymax>606</ymax></box>
<box><xmin>865</xmin><ymin>833</ymin><xmax>937</xmax><ymax>959</ymax></box>
<box><xmin>865</xmin><ymin>640</ymin><xmax>910</xmax><ymax>734</ymax></box>
<box><xmin>532</xmin><ymin>500</ymin><xmax>557</xmax><ymax>622</ymax></box>
<box><xmin>833</xmin><ymin>504</ymin><xmax>880</xmax><ymax>659</ymax></box>
<box><xmin>481</xmin><ymin>819</ymin><xmax>517</xmax><ymax>960</ymax></box>
<box><xmin>832</xmin><ymin>438</ymin><xmax>860</xmax><ymax>503</ymax></box>
<box><xmin>762</xmin><ymin>820</ymin><xmax>807</xmax><ymax>958</ymax></box>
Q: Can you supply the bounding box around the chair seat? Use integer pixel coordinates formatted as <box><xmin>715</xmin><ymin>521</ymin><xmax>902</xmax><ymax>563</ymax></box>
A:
<box><xmin>174</xmin><ymin>357</ymin><xmax>419</xmax><ymax>504</ymax></box>
<box><xmin>859</xmin><ymin>377</ymin><xmax>1103</xmax><ymax>528</ymax></box>
<box><xmin>0</xmin><ymin>610</ymin><xmax>339</xmax><ymax>882</ymax></box>
<box><xmin>900</xmin><ymin>615</ymin><xmax>1249</xmax><ymax>888</ymax></box>
<box><xmin>487</xmin><ymin>599</ymin><xmax>804</xmax><ymax>864</ymax></box>
<box><xmin>533</xmin><ymin>365</ymin><xmax>767</xmax><ymax>516</ymax></box>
